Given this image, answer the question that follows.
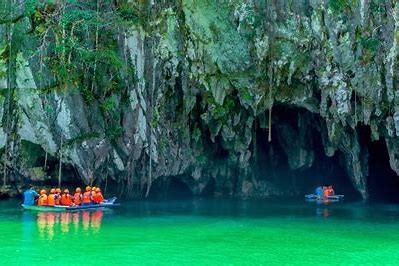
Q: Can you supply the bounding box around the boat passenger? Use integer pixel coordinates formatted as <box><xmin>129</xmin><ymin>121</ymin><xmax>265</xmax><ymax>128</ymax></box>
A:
<box><xmin>60</xmin><ymin>189</ymin><xmax>73</xmax><ymax>206</ymax></box>
<box><xmin>315</xmin><ymin>186</ymin><xmax>323</xmax><ymax>198</ymax></box>
<box><xmin>23</xmin><ymin>186</ymin><xmax>39</xmax><ymax>206</ymax></box>
<box><xmin>82</xmin><ymin>186</ymin><xmax>92</xmax><ymax>205</ymax></box>
<box><xmin>73</xmin><ymin>187</ymin><xmax>82</xmax><ymax>205</ymax></box>
<box><xmin>328</xmin><ymin>186</ymin><xmax>335</xmax><ymax>196</ymax></box>
<box><xmin>47</xmin><ymin>188</ymin><xmax>56</xmax><ymax>206</ymax></box>
<box><xmin>91</xmin><ymin>186</ymin><xmax>97</xmax><ymax>199</ymax></box>
<box><xmin>93</xmin><ymin>188</ymin><xmax>104</xmax><ymax>204</ymax></box>
<box><xmin>37</xmin><ymin>190</ymin><xmax>48</xmax><ymax>206</ymax></box>
<box><xmin>323</xmin><ymin>186</ymin><xmax>329</xmax><ymax>198</ymax></box>
<box><xmin>55</xmin><ymin>188</ymin><xmax>62</xmax><ymax>205</ymax></box>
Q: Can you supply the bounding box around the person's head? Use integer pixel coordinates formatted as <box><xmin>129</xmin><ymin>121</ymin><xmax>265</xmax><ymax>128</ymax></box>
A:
<box><xmin>64</xmin><ymin>189</ymin><xmax>69</xmax><ymax>194</ymax></box>
<box><xmin>92</xmin><ymin>186</ymin><xmax>96</xmax><ymax>192</ymax></box>
<box><xmin>40</xmin><ymin>189</ymin><xmax>47</xmax><ymax>195</ymax></box>
<box><xmin>76</xmin><ymin>187</ymin><xmax>81</xmax><ymax>193</ymax></box>
<box><xmin>50</xmin><ymin>188</ymin><xmax>56</xmax><ymax>194</ymax></box>
<box><xmin>86</xmin><ymin>186</ymin><xmax>91</xmax><ymax>192</ymax></box>
<box><xmin>56</xmin><ymin>188</ymin><xmax>61</xmax><ymax>193</ymax></box>
<box><xmin>95</xmin><ymin>188</ymin><xmax>100</xmax><ymax>193</ymax></box>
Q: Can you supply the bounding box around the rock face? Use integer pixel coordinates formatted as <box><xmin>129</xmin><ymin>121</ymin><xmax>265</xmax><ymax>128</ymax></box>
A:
<box><xmin>0</xmin><ymin>1</ymin><xmax>398</xmax><ymax>199</ymax></box>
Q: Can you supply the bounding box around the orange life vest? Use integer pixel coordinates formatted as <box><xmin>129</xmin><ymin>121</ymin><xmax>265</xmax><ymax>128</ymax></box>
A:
<box><xmin>82</xmin><ymin>191</ymin><xmax>92</xmax><ymax>204</ymax></box>
<box><xmin>60</xmin><ymin>194</ymin><xmax>73</xmax><ymax>206</ymax></box>
<box><xmin>93</xmin><ymin>193</ymin><xmax>104</xmax><ymax>204</ymax></box>
<box><xmin>323</xmin><ymin>189</ymin><xmax>329</xmax><ymax>197</ymax></box>
<box><xmin>37</xmin><ymin>194</ymin><xmax>48</xmax><ymax>206</ymax></box>
<box><xmin>47</xmin><ymin>194</ymin><xmax>56</xmax><ymax>206</ymax></box>
<box><xmin>73</xmin><ymin>193</ymin><xmax>82</xmax><ymax>205</ymax></box>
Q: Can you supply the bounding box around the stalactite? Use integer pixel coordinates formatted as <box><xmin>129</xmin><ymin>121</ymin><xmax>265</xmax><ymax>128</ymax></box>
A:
<box><xmin>58</xmin><ymin>134</ymin><xmax>63</xmax><ymax>188</ymax></box>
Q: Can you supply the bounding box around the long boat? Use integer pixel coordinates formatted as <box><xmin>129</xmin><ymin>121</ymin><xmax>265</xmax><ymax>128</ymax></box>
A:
<box><xmin>21</xmin><ymin>197</ymin><xmax>119</xmax><ymax>212</ymax></box>
<box><xmin>305</xmin><ymin>194</ymin><xmax>344</xmax><ymax>202</ymax></box>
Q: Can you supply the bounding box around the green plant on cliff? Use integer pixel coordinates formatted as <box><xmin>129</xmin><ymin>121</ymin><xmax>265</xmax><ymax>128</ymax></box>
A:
<box><xmin>329</xmin><ymin>0</ymin><xmax>358</xmax><ymax>14</ymax></box>
<box><xmin>24</xmin><ymin>1</ymin><xmax>139</xmax><ymax>146</ymax></box>
<box><xmin>0</xmin><ymin>0</ymin><xmax>26</xmax><ymax>187</ymax></box>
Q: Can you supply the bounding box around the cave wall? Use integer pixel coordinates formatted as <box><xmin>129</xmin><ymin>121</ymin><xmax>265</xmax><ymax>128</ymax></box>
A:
<box><xmin>0</xmin><ymin>1</ymin><xmax>398</xmax><ymax>199</ymax></box>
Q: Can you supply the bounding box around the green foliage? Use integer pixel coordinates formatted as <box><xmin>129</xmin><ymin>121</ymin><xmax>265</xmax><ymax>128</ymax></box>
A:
<box><xmin>360</xmin><ymin>37</ymin><xmax>379</xmax><ymax>64</ymax></box>
<box><xmin>107</xmin><ymin>125</ymin><xmax>124</xmax><ymax>141</ymax></box>
<box><xmin>100</xmin><ymin>97</ymin><xmax>117</xmax><ymax>114</ymax></box>
<box><xmin>117</xmin><ymin>2</ymin><xmax>141</xmax><ymax>24</ymax></box>
<box><xmin>329</xmin><ymin>0</ymin><xmax>358</xmax><ymax>14</ymax></box>
<box><xmin>191</xmin><ymin>127</ymin><xmax>202</xmax><ymax>143</ymax></box>
<box><xmin>196</xmin><ymin>154</ymin><xmax>208</xmax><ymax>164</ymax></box>
<box><xmin>24</xmin><ymin>0</ymin><xmax>136</xmax><ymax>106</ymax></box>
<box><xmin>369</xmin><ymin>0</ymin><xmax>385</xmax><ymax>13</ymax></box>
<box><xmin>361</xmin><ymin>37</ymin><xmax>379</xmax><ymax>52</ymax></box>
<box><xmin>151</xmin><ymin>108</ymin><xmax>160</xmax><ymax>128</ymax></box>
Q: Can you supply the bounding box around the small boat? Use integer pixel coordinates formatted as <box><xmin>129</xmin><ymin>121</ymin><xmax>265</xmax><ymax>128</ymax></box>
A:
<box><xmin>21</xmin><ymin>197</ymin><xmax>119</xmax><ymax>212</ymax></box>
<box><xmin>305</xmin><ymin>194</ymin><xmax>344</xmax><ymax>202</ymax></box>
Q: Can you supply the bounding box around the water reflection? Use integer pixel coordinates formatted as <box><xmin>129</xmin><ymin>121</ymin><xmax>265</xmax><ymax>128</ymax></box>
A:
<box><xmin>316</xmin><ymin>207</ymin><xmax>330</xmax><ymax>218</ymax></box>
<box><xmin>33</xmin><ymin>210</ymin><xmax>104</xmax><ymax>239</ymax></box>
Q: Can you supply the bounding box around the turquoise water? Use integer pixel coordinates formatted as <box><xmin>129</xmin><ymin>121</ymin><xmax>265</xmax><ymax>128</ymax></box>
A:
<box><xmin>1</xmin><ymin>198</ymin><xmax>399</xmax><ymax>265</ymax></box>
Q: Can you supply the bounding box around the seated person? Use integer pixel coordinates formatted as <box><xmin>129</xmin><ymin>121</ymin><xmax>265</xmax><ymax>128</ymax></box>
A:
<box><xmin>82</xmin><ymin>186</ymin><xmax>92</xmax><ymax>205</ymax></box>
<box><xmin>328</xmin><ymin>185</ymin><xmax>335</xmax><ymax>196</ymax></box>
<box><xmin>23</xmin><ymin>186</ymin><xmax>39</xmax><ymax>206</ymax></box>
<box><xmin>60</xmin><ymin>189</ymin><xmax>73</xmax><ymax>206</ymax></box>
<box><xmin>315</xmin><ymin>186</ymin><xmax>323</xmax><ymax>198</ymax></box>
<box><xmin>73</xmin><ymin>187</ymin><xmax>82</xmax><ymax>205</ymax></box>
<box><xmin>92</xmin><ymin>187</ymin><xmax>104</xmax><ymax>204</ymax></box>
<box><xmin>37</xmin><ymin>190</ymin><xmax>48</xmax><ymax>206</ymax></box>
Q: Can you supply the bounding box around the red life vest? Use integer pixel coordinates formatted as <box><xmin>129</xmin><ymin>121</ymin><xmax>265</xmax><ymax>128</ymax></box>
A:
<box><xmin>60</xmin><ymin>194</ymin><xmax>73</xmax><ymax>206</ymax></box>
<box><xmin>93</xmin><ymin>193</ymin><xmax>104</xmax><ymax>204</ymax></box>
<box><xmin>82</xmin><ymin>191</ymin><xmax>92</xmax><ymax>204</ymax></box>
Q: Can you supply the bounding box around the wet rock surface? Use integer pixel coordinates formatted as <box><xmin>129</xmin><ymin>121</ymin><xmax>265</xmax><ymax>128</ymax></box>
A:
<box><xmin>0</xmin><ymin>1</ymin><xmax>399</xmax><ymax>199</ymax></box>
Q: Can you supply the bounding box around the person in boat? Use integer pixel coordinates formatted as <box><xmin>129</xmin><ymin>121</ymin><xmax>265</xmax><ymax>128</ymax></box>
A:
<box><xmin>55</xmin><ymin>188</ymin><xmax>62</xmax><ymax>205</ymax></box>
<box><xmin>73</xmin><ymin>187</ymin><xmax>82</xmax><ymax>206</ymax></box>
<box><xmin>328</xmin><ymin>185</ymin><xmax>335</xmax><ymax>196</ymax></box>
<box><xmin>47</xmin><ymin>188</ymin><xmax>56</xmax><ymax>206</ymax></box>
<box><xmin>23</xmin><ymin>186</ymin><xmax>39</xmax><ymax>206</ymax></box>
<box><xmin>93</xmin><ymin>187</ymin><xmax>104</xmax><ymax>204</ymax></box>
<box><xmin>37</xmin><ymin>190</ymin><xmax>48</xmax><ymax>206</ymax></box>
<box><xmin>82</xmin><ymin>186</ymin><xmax>92</xmax><ymax>205</ymax></box>
<box><xmin>315</xmin><ymin>186</ymin><xmax>323</xmax><ymax>198</ymax></box>
<box><xmin>60</xmin><ymin>189</ymin><xmax>73</xmax><ymax>206</ymax></box>
<box><xmin>323</xmin><ymin>186</ymin><xmax>329</xmax><ymax>198</ymax></box>
<box><xmin>91</xmin><ymin>186</ymin><xmax>97</xmax><ymax>197</ymax></box>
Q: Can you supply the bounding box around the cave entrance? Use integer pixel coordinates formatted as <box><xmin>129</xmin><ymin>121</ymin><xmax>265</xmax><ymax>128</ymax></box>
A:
<box><xmin>167</xmin><ymin>177</ymin><xmax>193</xmax><ymax>199</ymax></box>
<box><xmin>200</xmin><ymin>178</ymin><xmax>216</xmax><ymax>197</ymax></box>
<box><xmin>359</xmin><ymin>126</ymin><xmax>399</xmax><ymax>202</ymax></box>
<box><xmin>254</xmin><ymin>105</ymin><xmax>362</xmax><ymax>199</ymax></box>
<box><xmin>148</xmin><ymin>176</ymin><xmax>193</xmax><ymax>199</ymax></box>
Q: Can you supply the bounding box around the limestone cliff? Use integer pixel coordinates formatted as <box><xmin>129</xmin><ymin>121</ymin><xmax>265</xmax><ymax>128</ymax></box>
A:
<box><xmin>0</xmin><ymin>0</ymin><xmax>398</xmax><ymax>199</ymax></box>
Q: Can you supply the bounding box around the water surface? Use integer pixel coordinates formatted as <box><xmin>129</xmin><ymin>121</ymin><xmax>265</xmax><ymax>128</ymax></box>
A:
<box><xmin>1</xmin><ymin>198</ymin><xmax>399</xmax><ymax>265</ymax></box>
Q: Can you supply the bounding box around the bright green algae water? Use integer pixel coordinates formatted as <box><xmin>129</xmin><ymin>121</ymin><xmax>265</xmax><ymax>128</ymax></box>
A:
<box><xmin>1</xmin><ymin>199</ymin><xmax>399</xmax><ymax>265</ymax></box>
